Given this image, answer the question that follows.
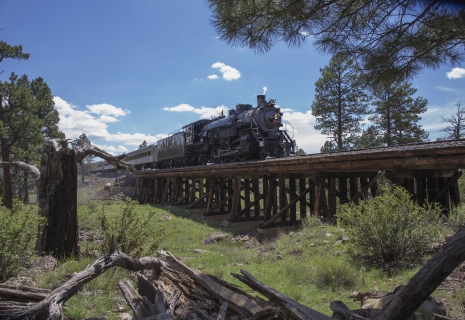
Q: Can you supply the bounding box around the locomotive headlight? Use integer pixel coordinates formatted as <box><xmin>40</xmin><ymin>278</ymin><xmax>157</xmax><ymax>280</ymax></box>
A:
<box><xmin>273</xmin><ymin>113</ymin><xmax>281</xmax><ymax>123</ymax></box>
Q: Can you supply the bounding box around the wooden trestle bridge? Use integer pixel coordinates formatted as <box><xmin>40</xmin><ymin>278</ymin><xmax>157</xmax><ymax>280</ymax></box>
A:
<box><xmin>132</xmin><ymin>140</ymin><xmax>465</xmax><ymax>229</ymax></box>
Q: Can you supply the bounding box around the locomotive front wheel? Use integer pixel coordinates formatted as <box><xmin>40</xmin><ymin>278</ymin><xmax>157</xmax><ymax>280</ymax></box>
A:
<box><xmin>258</xmin><ymin>148</ymin><xmax>267</xmax><ymax>160</ymax></box>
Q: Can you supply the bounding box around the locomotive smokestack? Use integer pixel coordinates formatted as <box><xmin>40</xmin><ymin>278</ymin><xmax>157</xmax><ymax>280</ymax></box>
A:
<box><xmin>257</xmin><ymin>94</ymin><xmax>266</xmax><ymax>107</ymax></box>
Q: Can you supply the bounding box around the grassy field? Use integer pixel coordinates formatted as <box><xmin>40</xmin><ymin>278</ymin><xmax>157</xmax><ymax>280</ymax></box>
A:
<box><xmin>18</xmin><ymin>195</ymin><xmax>462</xmax><ymax>320</ymax></box>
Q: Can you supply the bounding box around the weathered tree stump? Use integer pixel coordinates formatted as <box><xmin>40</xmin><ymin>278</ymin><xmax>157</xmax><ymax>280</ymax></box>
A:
<box><xmin>36</xmin><ymin>140</ymin><xmax>79</xmax><ymax>258</ymax></box>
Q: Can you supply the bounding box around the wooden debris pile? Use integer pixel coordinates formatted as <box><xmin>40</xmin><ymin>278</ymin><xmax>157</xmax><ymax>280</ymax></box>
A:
<box><xmin>2</xmin><ymin>226</ymin><xmax>465</xmax><ymax>319</ymax></box>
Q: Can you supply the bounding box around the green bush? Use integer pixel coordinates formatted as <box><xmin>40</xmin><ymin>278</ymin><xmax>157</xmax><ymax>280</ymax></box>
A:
<box><xmin>98</xmin><ymin>199</ymin><xmax>165</xmax><ymax>257</ymax></box>
<box><xmin>312</xmin><ymin>256</ymin><xmax>358</xmax><ymax>291</ymax></box>
<box><xmin>448</xmin><ymin>203</ymin><xmax>465</xmax><ymax>225</ymax></box>
<box><xmin>338</xmin><ymin>185</ymin><xmax>441</xmax><ymax>263</ymax></box>
<box><xmin>0</xmin><ymin>201</ymin><xmax>44</xmax><ymax>280</ymax></box>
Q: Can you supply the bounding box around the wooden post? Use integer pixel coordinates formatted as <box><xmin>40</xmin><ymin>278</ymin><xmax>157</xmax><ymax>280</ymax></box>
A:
<box><xmin>230</xmin><ymin>178</ymin><xmax>241</xmax><ymax>219</ymax></box>
<box><xmin>189</xmin><ymin>179</ymin><xmax>196</xmax><ymax>204</ymax></box>
<box><xmin>328</xmin><ymin>178</ymin><xmax>337</xmax><ymax>219</ymax></box>
<box><xmin>427</xmin><ymin>177</ymin><xmax>438</xmax><ymax>204</ymax></box>
<box><xmin>416</xmin><ymin>177</ymin><xmax>427</xmax><ymax>207</ymax></box>
<box><xmin>309</xmin><ymin>178</ymin><xmax>315</xmax><ymax>215</ymax></box>
<box><xmin>227</xmin><ymin>179</ymin><xmax>233</xmax><ymax>213</ymax></box>
<box><xmin>289</xmin><ymin>178</ymin><xmax>297</xmax><ymax>223</ymax></box>
<box><xmin>339</xmin><ymin>177</ymin><xmax>348</xmax><ymax>205</ymax></box>
<box><xmin>279</xmin><ymin>178</ymin><xmax>288</xmax><ymax>223</ymax></box>
<box><xmin>184</xmin><ymin>178</ymin><xmax>189</xmax><ymax>205</ymax></box>
<box><xmin>349</xmin><ymin>177</ymin><xmax>358</xmax><ymax>204</ymax></box>
<box><xmin>199</xmin><ymin>179</ymin><xmax>204</xmax><ymax>206</ymax></box>
<box><xmin>253</xmin><ymin>179</ymin><xmax>260</xmax><ymax>217</ymax></box>
<box><xmin>207</xmin><ymin>179</ymin><xmax>216</xmax><ymax>212</ymax></box>
<box><xmin>299</xmin><ymin>178</ymin><xmax>306</xmax><ymax>220</ymax></box>
<box><xmin>265</xmin><ymin>177</ymin><xmax>275</xmax><ymax>220</ymax></box>
<box><xmin>220</xmin><ymin>179</ymin><xmax>225</xmax><ymax>214</ymax></box>
<box><xmin>244</xmin><ymin>178</ymin><xmax>250</xmax><ymax>218</ymax></box>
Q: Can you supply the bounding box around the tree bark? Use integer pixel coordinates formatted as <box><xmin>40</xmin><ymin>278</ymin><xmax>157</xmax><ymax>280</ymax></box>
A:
<box><xmin>0</xmin><ymin>96</ymin><xmax>13</xmax><ymax>209</ymax></box>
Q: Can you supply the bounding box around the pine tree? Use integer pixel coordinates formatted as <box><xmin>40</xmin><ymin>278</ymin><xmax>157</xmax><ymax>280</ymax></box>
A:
<box><xmin>207</xmin><ymin>0</ymin><xmax>465</xmax><ymax>82</ymax></box>
<box><xmin>369</xmin><ymin>80</ymin><xmax>428</xmax><ymax>146</ymax></box>
<box><xmin>312</xmin><ymin>53</ymin><xmax>369</xmax><ymax>151</ymax></box>
<box><xmin>441</xmin><ymin>101</ymin><xmax>465</xmax><ymax>140</ymax></box>
<box><xmin>0</xmin><ymin>74</ymin><xmax>64</xmax><ymax>207</ymax></box>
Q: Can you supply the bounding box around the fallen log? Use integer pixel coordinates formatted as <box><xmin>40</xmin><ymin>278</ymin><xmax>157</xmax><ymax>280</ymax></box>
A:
<box><xmin>0</xmin><ymin>284</ymin><xmax>50</xmax><ymax>302</ymax></box>
<box><xmin>4</xmin><ymin>252</ymin><xmax>165</xmax><ymax>320</ymax></box>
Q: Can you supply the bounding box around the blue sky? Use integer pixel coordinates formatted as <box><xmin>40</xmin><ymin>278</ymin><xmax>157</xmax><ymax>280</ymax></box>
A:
<box><xmin>1</xmin><ymin>1</ymin><xmax>464</xmax><ymax>155</ymax></box>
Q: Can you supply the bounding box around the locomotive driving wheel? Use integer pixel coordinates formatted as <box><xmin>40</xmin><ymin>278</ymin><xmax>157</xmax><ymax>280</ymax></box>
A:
<box><xmin>211</xmin><ymin>147</ymin><xmax>220</xmax><ymax>164</ymax></box>
<box><xmin>237</xmin><ymin>154</ymin><xmax>247</xmax><ymax>162</ymax></box>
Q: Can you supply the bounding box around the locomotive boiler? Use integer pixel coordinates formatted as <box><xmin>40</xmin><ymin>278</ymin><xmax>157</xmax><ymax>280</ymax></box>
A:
<box><xmin>155</xmin><ymin>94</ymin><xmax>295</xmax><ymax>169</ymax></box>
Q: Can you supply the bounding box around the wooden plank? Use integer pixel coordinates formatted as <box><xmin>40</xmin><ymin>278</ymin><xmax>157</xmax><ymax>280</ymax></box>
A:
<box><xmin>427</xmin><ymin>177</ymin><xmax>438</xmax><ymax>204</ymax></box>
<box><xmin>350</xmin><ymin>171</ymin><xmax>382</xmax><ymax>203</ymax></box>
<box><xmin>431</xmin><ymin>170</ymin><xmax>462</xmax><ymax>204</ymax></box>
<box><xmin>219</xmin><ymin>179</ymin><xmax>225</xmax><ymax>214</ymax></box>
<box><xmin>186</xmin><ymin>185</ymin><xmax>219</xmax><ymax>209</ymax></box>
<box><xmin>205</xmin><ymin>184</ymin><xmax>244</xmax><ymax>216</ymax></box>
<box><xmin>261</xmin><ymin>181</ymin><xmax>317</xmax><ymax>229</ymax></box>
<box><xmin>313</xmin><ymin>179</ymin><xmax>322</xmax><ymax>216</ymax></box>
<box><xmin>230</xmin><ymin>193</ymin><xmax>265</xmax><ymax>222</ymax></box>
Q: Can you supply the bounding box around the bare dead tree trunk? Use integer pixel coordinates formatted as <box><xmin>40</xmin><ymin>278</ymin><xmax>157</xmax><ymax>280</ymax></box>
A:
<box><xmin>36</xmin><ymin>140</ymin><xmax>79</xmax><ymax>258</ymax></box>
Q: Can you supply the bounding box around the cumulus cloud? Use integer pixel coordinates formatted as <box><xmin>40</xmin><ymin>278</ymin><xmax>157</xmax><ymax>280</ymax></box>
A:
<box><xmin>207</xmin><ymin>74</ymin><xmax>219</xmax><ymax>80</ymax></box>
<box><xmin>282</xmin><ymin>110</ymin><xmax>327</xmax><ymax>153</ymax></box>
<box><xmin>86</xmin><ymin>103</ymin><xmax>129</xmax><ymax>116</ymax></box>
<box><xmin>54</xmin><ymin>96</ymin><xmax>164</xmax><ymax>152</ymax></box>
<box><xmin>164</xmin><ymin>103</ymin><xmax>229</xmax><ymax>119</ymax></box>
<box><xmin>446</xmin><ymin>67</ymin><xmax>465</xmax><ymax>79</ymax></box>
<box><xmin>211</xmin><ymin>62</ymin><xmax>241</xmax><ymax>81</ymax></box>
<box><xmin>263</xmin><ymin>86</ymin><xmax>267</xmax><ymax>94</ymax></box>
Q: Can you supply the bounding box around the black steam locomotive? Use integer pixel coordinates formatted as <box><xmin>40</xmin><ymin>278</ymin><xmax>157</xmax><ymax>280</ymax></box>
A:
<box><xmin>155</xmin><ymin>94</ymin><xmax>295</xmax><ymax>168</ymax></box>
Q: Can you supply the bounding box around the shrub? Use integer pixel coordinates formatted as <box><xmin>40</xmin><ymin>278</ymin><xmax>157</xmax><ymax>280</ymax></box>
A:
<box><xmin>312</xmin><ymin>256</ymin><xmax>358</xmax><ymax>291</ymax></box>
<box><xmin>0</xmin><ymin>201</ymin><xmax>44</xmax><ymax>280</ymax></box>
<box><xmin>449</xmin><ymin>203</ymin><xmax>465</xmax><ymax>226</ymax></box>
<box><xmin>98</xmin><ymin>199</ymin><xmax>165</xmax><ymax>257</ymax></box>
<box><xmin>338</xmin><ymin>185</ymin><xmax>441</xmax><ymax>263</ymax></box>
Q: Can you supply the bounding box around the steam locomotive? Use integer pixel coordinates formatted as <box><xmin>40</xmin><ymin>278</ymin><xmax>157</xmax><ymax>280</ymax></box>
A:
<box><xmin>154</xmin><ymin>94</ymin><xmax>295</xmax><ymax>168</ymax></box>
<box><xmin>92</xmin><ymin>95</ymin><xmax>295</xmax><ymax>172</ymax></box>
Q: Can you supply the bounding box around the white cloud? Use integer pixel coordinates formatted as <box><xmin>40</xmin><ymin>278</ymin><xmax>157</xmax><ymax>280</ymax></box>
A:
<box><xmin>54</xmin><ymin>96</ymin><xmax>164</xmax><ymax>148</ymax></box>
<box><xmin>282</xmin><ymin>110</ymin><xmax>327</xmax><ymax>153</ymax></box>
<box><xmin>446</xmin><ymin>67</ymin><xmax>465</xmax><ymax>79</ymax></box>
<box><xmin>98</xmin><ymin>115</ymin><xmax>119</xmax><ymax>123</ymax></box>
<box><xmin>164</xmin><ymin>103</ymin><xmax>229</xmax><ymax>119</ymax></box>
<box><xmin>211</xmin><ymin>62</ymin><xmax>241</xmax><ymax>81</ymax></box>
<box><xmin>93</xmin><ymin>144</ymin><xmax>129</xmax><ymax>155</ymax></box>
<box><xmin>163</xmin><ymin>104</ymin><xmax>195</xmax><ymax>112</ymax></box>
<box><xmin>263</xmin><ymin>86</ymin><xmax>267</xmax><ymax>94</ymax></box>
<box><xmin>436</xmin><ymin>86</ymin><xmax>460</xmax><ymax>93</ymax></box>
<box><xmin>86</xmin><ymin>103</ymin><xmax>129</xmax><ymax>116</ymax></box>
<box><xmin>207</xmin><ymin>74</ymin><xmax>219</xmax><ymax>80</ymax></box>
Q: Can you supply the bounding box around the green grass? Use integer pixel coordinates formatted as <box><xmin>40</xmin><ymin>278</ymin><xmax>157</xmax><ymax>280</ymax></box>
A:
<box><xmin>23</xmin><ymin>199</ymin><xmax>462</xmax><ymax>319</ymax></box>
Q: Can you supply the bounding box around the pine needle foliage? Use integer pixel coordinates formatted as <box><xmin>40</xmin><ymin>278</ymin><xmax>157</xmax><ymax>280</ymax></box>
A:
<box><xmin>338</xmin><ymin>185</ymin><xmax>441</xmax><ymax>263</ymax></box>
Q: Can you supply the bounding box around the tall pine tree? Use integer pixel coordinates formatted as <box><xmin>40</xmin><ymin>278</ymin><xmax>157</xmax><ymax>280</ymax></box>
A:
<box><xmin>0</xmin><ymin>74</ymin><xmax>64</xmax><ymax>206</ymax></box>
<box><xmin>311</xmin><ymin>53</ymin><xmax>369</xmax><ymax>151</ymax></box>
<box><xmin>369</xmin><ymin>80</ymin><xmax>428</xmax><ymax>146</ymax></box>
